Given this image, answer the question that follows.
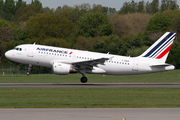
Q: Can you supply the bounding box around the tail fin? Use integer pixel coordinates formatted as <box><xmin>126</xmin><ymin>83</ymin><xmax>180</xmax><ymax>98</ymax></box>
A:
<box><xmin>139</xmin><ymin>32</ymin><xmax>176</xmax><ymax>63</ymax></box>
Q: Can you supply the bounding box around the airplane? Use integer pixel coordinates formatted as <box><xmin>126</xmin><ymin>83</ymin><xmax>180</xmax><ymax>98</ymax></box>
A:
<box><xmin>5</xmin><ymin>32</ymin><xmax>176</xmax><ymax>83</ymax></box>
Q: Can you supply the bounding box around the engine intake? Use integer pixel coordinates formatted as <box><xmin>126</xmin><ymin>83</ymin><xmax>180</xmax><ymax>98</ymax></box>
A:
<box><xmin>52</xmin><ymin>63</ymin><xmax>70</xmax><ymax>75</ymax></box>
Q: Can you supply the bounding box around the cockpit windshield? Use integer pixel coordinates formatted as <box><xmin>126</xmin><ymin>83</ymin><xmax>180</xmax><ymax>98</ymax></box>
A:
<box><xmin>13</xmin><ymin>47</ymin><xmax>22</xmax><ymax>51</ymax></box>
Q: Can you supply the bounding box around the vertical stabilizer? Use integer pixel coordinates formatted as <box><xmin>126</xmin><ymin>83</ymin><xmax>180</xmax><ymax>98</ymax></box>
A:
<box><xmin>139</xmin><ymin>32</ymin><xmax>176</xmax><ymax>63</ymax></box>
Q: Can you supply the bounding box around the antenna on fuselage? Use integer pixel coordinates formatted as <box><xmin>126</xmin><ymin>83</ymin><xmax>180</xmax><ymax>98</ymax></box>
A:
<box><xmin>33</xmin><ymin>42</ymin><xmax>36</xmax><ymax>45</ymax></box>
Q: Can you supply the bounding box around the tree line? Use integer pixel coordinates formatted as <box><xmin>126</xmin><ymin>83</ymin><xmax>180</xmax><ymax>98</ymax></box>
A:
<box><xmin>0</xmin><ymin>0</ymin><xmax>180</xmax><ymax>74</ymax></box>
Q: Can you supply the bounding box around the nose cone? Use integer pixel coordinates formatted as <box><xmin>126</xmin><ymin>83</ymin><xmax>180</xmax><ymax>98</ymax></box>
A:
<box><xmin>5</xmin><ymin>50</ymin><xmax>13</xmax><ymax>60</ymax></box>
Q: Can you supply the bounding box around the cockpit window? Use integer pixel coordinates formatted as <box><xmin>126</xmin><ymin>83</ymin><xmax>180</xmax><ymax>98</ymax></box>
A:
<box><xmin>13</xmin><ymin>47</ymin><xmax>22</xmax><ymax>51</ymax></box>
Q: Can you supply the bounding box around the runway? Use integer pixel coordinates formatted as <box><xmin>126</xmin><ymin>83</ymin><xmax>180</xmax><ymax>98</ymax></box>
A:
<box><xmin>0</xmin><ymin>83</ymin><xmax>180</xmax><ymax>87</ymax></box>
<box><xmin>1</xmin><ymin>108</ymin><xmax>180</xmax><ymax>120</ymax></box>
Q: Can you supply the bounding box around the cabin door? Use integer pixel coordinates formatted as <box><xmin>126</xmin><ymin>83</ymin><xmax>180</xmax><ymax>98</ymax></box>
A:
<box><xmin>133</xmin><ymin>60</ymin><xmax>138</xmax><ymax>71</ymax></box>
<box><xmin>27</xmin><ymin>46</ymin><xmax>34</xmax><ymax>57</ymax></box>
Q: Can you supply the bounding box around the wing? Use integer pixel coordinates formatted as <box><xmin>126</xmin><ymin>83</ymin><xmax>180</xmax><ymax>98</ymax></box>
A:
<box><xmin>71</xmin><ymin>57</ymin><xmax>111</xmax><ymax>70</ymax></box>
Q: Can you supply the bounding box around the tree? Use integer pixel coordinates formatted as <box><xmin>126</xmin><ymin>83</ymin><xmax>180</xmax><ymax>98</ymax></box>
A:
<box><xmin>75</xmin><ymin>3</ymin><xmax>91</xmax><ymax>12</ymax></box>
<box><xmin>145</xmin><ymin>1</ymin><xmax>151</xmax><ymax>14</ymax></box>
<box><xmin>26</xmin><ymin>13</ymin><xmax>76</xmax><ymax>40</ymax></box>
<box><xmin>118</xmin><ymin>1</ymin><xmax>130</xmax><ymax>14</ymax></box>
<box><xmin>167</xmin><ymin>41</ymin><xmax>180</xmax><ymax>68</ymax></box>
<box><xmin>14</xmin><ymin>0</ymin><xmax>26</xmax><ymax>12</ymax></box>
<box><xmin>109</xmin><ymin>13</ymin><xmax>152</xmax><ymax>37</ymax></box>
<box><xmin>73</xmin><ymin>36</ymin><xmax>91</xmax><ymax>50</ymax></box>
<box><xmin>58</xmin><ymin>7</ymin><xmax>86</xmax><ymax>25</ymax></box>
<box><xmin>145</xmin><ymin>13</ymin><xmax>171</xmax><ymax>34</ymax></box>
<box><xmin>0</xmin><ymin>27</ymin><xmax>14</xmax><ymax>42</ymax></box>
<box><xmin>171</xmin><ymin>15</ymin><xmax>180</xmax><ymax>40</ymax></box>
<box><xmin>118</xmin><ymin>0</ymin><xmax>145</xmax><ymax>14</ymax></box>
<box><xmin>151</xmin><ymin>0</ymin><xmax>159</xmax><ymax>14</ymax></box>
<box><xmin>15</xmin><ymin>5</ymin><xmax>42</xmax><ymax>23</ymax></box>
<box><xmin>2</xmin><ymin>0</ymin><xmax>15</xmax><ymax>20</ymax></box>
<box><xmin>0</xmin><ymin>0</ymin><xmax>5</xmax><ymax>18</ymax></box>
<box><xmin>43</xmin><ymin>38</ymin><xmax>70</xmax><ymax>48</ymax></box>
<box><xmin>130</xmin><ymin>0</ymin><xmax>137</xmax><ymax>13</ymax></box>
<box><xmin>163</xmin><ymin>9</ymin><xmax>180</xmax><ymax>40</ymax></box>
<box><xmin>126</xmin><ymin>46</ymin><xmax>149</xmax><ymax>57</ymax></box>
<box><xmin>0</xmin><ymin>19</ymin><xmax>10</xmax><ymax>27</ymax></box>
<box><xmin>31</xmin><ymin>0</ymin><xmax>42</xmax><ymax>8</ymax></box>
<box><xmin>42</xmin><ymin>7</ymin><xmax>54</xmax><ymax>14</ymax></box>
<box><xmin>77</xmin><ymin>12</ymin><xmax>114</xmax><ymax>38</ymax></box>
<box><xmin>93</xmin><ymin>35</ymin><xmax>120</xmax><ymax>54</ymax></box>
<box><xmin>108</xmin><ymin>7</ymin><xmax>117</xmax><ymax>15</ymax></box>
<box><xmin>137</xmin><ymin>1</ymin><xmax>145</xmax><ymax>13</ymax></box>
<box><xmin>161</xmin><ymin>0</ymin><xmax>179</xmax><ymax>12</ymax></box>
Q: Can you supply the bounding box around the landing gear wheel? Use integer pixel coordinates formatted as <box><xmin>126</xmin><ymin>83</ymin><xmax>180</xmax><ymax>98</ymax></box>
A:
<box><xmin>81</xmin><ymin>77</ymin><xmax>88</xmax><ymax>83</ymax></box>
<box><xmin>26</xmin><ymin>71</ymin><xmax>30</xmax><ymax>76</ymax></box>
<box><xmin>26</xmin><ymin>64</ymin><xmax>32</xmax><ymax>76</ymax></box>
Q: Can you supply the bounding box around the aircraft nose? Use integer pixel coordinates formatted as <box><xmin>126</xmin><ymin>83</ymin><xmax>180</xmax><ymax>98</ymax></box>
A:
<box><xmin>5</xmin><ymin>51</ymin><xmax>12</xmax><ymax>60</ymax></box>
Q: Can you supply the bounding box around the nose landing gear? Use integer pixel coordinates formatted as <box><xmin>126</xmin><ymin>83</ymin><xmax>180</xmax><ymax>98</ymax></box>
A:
<box><xmin>26</xmin><ymin>64</ymin><xmax>32</xmax><ymax>76</ymax></box>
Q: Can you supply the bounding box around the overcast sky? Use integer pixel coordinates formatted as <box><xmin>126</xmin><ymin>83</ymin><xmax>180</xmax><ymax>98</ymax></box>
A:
<box><xmin>16</xmin><ymin>0</ymin><xmax>180</xmax><ymax>11</ymax></box>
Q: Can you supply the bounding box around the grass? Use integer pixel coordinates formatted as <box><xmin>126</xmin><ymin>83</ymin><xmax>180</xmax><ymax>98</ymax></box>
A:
<box><xmin>0</xmin><ymin>69</ymin><xmax>180</xmax><ymax>83</ymax></box>
<box><xmin>0</xmin><ymin>70</ymin><xmax>179</xmax><ymax>108</ymax></box>
<box><xmin>0</xmin><ymin>87</ymin><xmax>179</xmax><ymax>108</ymax></box>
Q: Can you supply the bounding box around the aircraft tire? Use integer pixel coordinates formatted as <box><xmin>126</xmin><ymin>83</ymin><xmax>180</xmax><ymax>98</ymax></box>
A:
<box><xmin>80</xmin><ymin>77</ymin><xmax>87</xmax><ymax>83</ymax></box>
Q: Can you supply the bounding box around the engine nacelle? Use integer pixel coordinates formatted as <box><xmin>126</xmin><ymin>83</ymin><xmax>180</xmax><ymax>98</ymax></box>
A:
<box><xmin>52</xmin><ymin>63</ymin><xmax>70</xmax><ymax>75</ymax></box>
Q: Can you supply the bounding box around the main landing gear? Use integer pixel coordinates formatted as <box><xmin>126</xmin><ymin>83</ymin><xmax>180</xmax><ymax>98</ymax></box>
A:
<box><xmin>81</xmin><ymin>77</ymin><xmax>88</xmax><ymax>83</ymax></box>
<box><xmin>80</xmin><ymin>70</ymin><xmax>88</xmax><ymax>83</ymax></box>
<box><xmin>26</xmin><ymin>64</ymin><xmax>32</xmax><ymax>76</ymax></box>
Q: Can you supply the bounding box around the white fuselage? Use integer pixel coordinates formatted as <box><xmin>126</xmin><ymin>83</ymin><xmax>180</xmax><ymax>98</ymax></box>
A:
<box><xmin>5</xmin><ymin>44</ymin><xmax>174</xmax><ymax>75</ymax></box>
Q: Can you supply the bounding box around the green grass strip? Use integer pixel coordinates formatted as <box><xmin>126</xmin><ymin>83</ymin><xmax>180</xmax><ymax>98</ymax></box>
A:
<box><xmin>0</xmin><ymin>87</ymin><xmax>180</xmax><ymax>108</ymax></box>
<box><xmin>0</xmin><ymin>69</ymin><xmax>180</xmax><ymax>83</ymax></box>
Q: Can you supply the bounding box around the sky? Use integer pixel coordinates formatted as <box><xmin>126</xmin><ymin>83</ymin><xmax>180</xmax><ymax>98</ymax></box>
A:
<box><xmin>16</xmin><ymin>0</ymin><xmax>180</xmax><ymax>11</ymax></box>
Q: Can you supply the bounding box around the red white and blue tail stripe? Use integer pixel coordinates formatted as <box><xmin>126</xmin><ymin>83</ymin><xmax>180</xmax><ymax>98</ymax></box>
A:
<box><xmin>140</xmin><ymin>32</ymin><xmax>176</xmax><ymax>63</ymax></box>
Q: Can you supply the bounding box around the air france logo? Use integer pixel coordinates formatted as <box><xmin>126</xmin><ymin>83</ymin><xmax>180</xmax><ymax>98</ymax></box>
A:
<box><xmin>36</xmin><ymin>47</ymin><xmax>68</xmax><ymax>54</ymax></box>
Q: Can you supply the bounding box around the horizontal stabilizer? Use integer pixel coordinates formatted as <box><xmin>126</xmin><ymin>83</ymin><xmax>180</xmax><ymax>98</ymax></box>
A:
<box><xmin>150</xmin><ymin>63</ymin><xmax>172</xmax><ymax>67</ymax></box>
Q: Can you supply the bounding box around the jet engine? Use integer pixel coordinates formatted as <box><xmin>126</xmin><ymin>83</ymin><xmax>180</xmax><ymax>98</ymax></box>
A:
<box><xmin>52</xmin><ymin>62</ymin><xmax>71</xmax><ymax>75</ymax></box>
